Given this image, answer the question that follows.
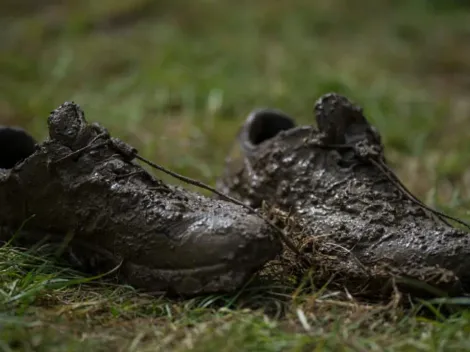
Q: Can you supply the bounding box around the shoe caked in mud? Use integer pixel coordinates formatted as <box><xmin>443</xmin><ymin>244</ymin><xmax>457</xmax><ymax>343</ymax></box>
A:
<box><xmin>216</xmin><ymin>93</ymin><xmax>470</xmax><ymax>297</ymax></box>
<box><xmin>0</xmin><ymin>102</ymin><xmax>282</xmax><ymax>296</ymax></box>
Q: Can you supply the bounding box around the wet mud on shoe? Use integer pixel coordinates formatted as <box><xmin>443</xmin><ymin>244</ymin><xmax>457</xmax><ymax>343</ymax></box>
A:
<box><xmin>216</xmin><ymin>93</ymin><xmax>470</xmax><ymax>299</ymax></box>
<box><xmin>0</xmin><ymin>102</ymin><xmax>282</xmax><ymax>296</ymax></box>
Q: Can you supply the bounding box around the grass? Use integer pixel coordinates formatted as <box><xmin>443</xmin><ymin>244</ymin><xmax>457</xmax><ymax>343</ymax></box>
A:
<box><xmin>1</xmin><ymin>0</ymin><xmax>470</xmax><ymax>350</ymax></box>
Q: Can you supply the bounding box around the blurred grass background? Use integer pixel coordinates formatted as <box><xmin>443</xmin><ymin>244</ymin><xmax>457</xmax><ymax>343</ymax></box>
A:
<box><xmin>1</xmin><ymin>1</ymin><xmax>470</xmax><ymax>351</ymax></box>
<box><xmin>2</xmin><ymin>0</ymin><xmax>470</xmax><ymax>206</ymax></box>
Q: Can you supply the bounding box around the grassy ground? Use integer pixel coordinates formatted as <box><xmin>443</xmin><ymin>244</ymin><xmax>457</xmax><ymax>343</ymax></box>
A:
<box><xmin>1</xmin><ymin>0</ymin><xmax>470</xmax><ymax>350</ymax></box>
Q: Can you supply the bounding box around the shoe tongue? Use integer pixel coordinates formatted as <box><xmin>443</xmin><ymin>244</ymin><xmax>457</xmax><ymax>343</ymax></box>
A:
<box><xmin>240</xmin><ymin>108</ymin><xmax>296</xmax><ymax>152</ymax></box>
<box><xmin>0</xmin><ymin>127</ymin><xmax>36</xmax><ymax>169</ymax></box>
<box><xmin>314</xmin><ymin>93</ymin><xmax>374</xmax><ymax>145</ymax></box>
<box><xmin>48</xmin><ymin>102</ymin><xmax>90</xmax><ymax>148</ymax></box>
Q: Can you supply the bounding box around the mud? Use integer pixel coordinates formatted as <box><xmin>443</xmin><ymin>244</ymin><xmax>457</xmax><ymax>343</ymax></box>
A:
<box><xmin>0</xmin><ymin>102</ymin><xmax>282</xmax><ymax>296</ymax></box>
<box><xmin>217</xmin><ymin>93</ymin><xmax>470</xmax><ymax>298</ymax></box>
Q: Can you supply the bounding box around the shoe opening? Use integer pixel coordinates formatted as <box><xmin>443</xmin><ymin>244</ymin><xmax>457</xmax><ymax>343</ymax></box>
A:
<box><xmin>0</xmin><ymin>127</ymin><xmax>37</xmax><ymax>169</ymax></box>
<box><xmin>245</xmin><ymin>109</ymin><xmax>296</xmax><ymax>146</ymax></box>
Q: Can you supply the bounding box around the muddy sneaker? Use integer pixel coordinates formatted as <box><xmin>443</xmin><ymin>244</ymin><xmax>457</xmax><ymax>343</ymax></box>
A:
<box><xmin>216</xmin><ymin>93</ymin><xmax>470</xmax><ymax>297</ymax></box>
<box><xmin>0</xmin><ymin>102</ymin><xmax>282</xmax><ymax>296</ymax></box>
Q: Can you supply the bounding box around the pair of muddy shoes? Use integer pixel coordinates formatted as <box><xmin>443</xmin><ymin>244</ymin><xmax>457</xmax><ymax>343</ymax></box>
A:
<box><xmin>1</xmin><ymin>95</ymin><xmax>469</xmax><ymax>299</ymax></box>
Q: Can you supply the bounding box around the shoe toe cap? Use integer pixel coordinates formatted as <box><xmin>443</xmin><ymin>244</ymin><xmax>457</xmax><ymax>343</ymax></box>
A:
<box><xmin>118</xmin><ymin>202</ymin><xmax>282</xmax><ymax>295</ymax></box>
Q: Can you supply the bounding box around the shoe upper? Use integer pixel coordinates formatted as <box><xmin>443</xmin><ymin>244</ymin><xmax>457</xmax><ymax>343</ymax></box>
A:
<box><xmin>0</xmin><ymin>102</ymin><xmax>282</xmax><ymax>295</ymax></box>
<box><xmin>216</xmin><ymin>93</ymin><xmax>470</xmax><ymax>294</ymax></box>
